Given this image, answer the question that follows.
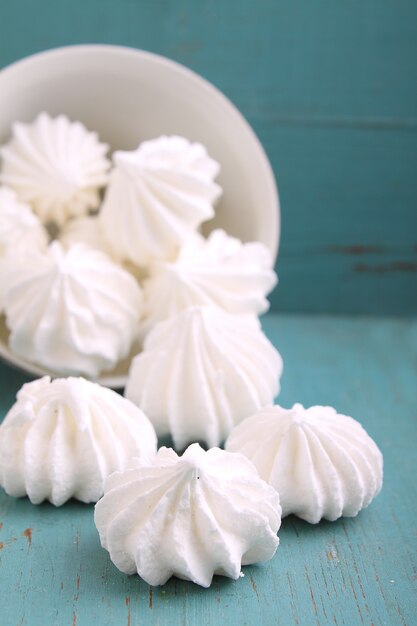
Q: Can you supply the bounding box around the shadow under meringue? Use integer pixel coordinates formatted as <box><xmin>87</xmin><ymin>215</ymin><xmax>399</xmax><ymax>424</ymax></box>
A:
<box><xmin>157</xmin><ymin>435</ymin><xmax>211</xmax><ymax>455</ymax></box>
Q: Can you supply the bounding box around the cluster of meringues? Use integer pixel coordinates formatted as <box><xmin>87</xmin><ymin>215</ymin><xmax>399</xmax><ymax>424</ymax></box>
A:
<box><xmin>0</xmin><ymin>112</ymin><xmax>282</xmax><ymax>448</ymax></box>
<box><xmin>0</xmin><ymin>377</ymin><xmax>383</xmax><ymax>588</ymax></box>
<box><xmin>0</xmin><ymin>114</ymin><xmax>383</xmax><ymax>588</ymax></box>
<box><xmin>0</xmin><ymin>113</ymin><xmax>279</xmax><ymax>398</ymax></box>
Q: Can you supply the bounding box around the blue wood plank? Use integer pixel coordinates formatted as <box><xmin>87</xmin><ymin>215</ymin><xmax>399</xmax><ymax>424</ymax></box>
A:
<box><xmin>1</xmin><ymin>0</ymin><xmax>417</xmax><ymax>123</ymax></box>
<box><xmin>1</xmin><ymin>314</ymin><xmax>416</xmax><ymax>625</ymax></box>
<box><xmin>265</xmin><ymin>124</ymin><xmax>417</xmax><ymax>315</ymax></box>
<box><xmin>0</xmin><ymin>0</ymin><xmax>416</xmax><ymax>314</ymax></box>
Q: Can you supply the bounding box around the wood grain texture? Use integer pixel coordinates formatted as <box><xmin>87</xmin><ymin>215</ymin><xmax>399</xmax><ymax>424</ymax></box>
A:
<box><xmin>1</xmin><ymin>314</ymin><xmax>416</xmax><ymax>626</ymax></box>
<box><xmin>0</xmin><ymin>0</ymin><xmax>416</xmax><ymax>314</ymax></box>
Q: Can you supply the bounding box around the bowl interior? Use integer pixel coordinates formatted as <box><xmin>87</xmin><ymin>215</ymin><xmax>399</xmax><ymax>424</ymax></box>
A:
<box><xmin>0</xmin><ymin>45</ymin><xmax>280</xmax><ymax>388</ymax></box>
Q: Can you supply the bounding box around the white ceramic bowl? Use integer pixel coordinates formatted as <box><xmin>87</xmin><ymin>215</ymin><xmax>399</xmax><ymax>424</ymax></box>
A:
<box><xmin>0</xmin><ymin>44</ymin><xmax>280</xmax><ymax>387</ymax></box>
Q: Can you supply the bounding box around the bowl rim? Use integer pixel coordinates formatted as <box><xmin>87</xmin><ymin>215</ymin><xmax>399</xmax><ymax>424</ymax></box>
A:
<box><xmin>0</xmin><ymin>44</ymin><xmax>280</xmax><ymax>389</ymax></box>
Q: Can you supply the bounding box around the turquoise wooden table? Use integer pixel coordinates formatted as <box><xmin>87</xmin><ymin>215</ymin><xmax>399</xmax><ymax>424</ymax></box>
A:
<box><xmin>1</xmin><ymin>313</ymin><xmax>416</xmax><ymax>626</ymax></box>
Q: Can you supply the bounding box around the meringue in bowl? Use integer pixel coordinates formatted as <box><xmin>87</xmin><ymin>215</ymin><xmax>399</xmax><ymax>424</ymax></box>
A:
<box><xmin>0</xmin><ymin>45</ymin><xmax>280</xmax><ymax>387</ymax></box>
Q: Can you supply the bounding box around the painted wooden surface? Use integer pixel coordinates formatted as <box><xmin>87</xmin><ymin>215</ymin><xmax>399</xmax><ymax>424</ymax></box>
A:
<box><xmin>0</xmin><ymin>313</ymin><xmax>416</xmax><ymax>626</ymax></box>
<box><xmin>0</xmin><ymin>1</ymin><xmax>416</xmax><ymax>315</ymax></box>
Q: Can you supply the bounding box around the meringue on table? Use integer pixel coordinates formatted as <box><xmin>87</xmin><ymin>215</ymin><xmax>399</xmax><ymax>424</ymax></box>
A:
<box><xmin>225</xmin><ymin>403</ymin><xmax>383</xmax><ymax>524</ymax></box>
<box><xmin>0</xmin><ymin>112</ymin><xmax>110</xmax><ymax>226</ymax></box>
<box><xmin>3</xmin><ymin>241</ymin><xmax>143</xmax><ymax>377</ymax></box>
<box><xmin>99</xmin><ymin>135</ymin><xmax>222</xmax><ymax>266</ymax></box>
<box><xmin>142</xmin><ymin>229</ymin><xmax>277</xmax><ymax>331</ymax></box>
<box><xmin>125</xmin><ymin>305</ymin><xmax>283</xmax><ymax>449</ymax></box>
<box><xmin>94</xmin><ymin>443</ymin><xmax>281</xmax><ymax>587</ymax></box>
<box><xmin>0</xmin><ymin>376</ymin><xmax>157</xmax><ymax>506</ymax></box>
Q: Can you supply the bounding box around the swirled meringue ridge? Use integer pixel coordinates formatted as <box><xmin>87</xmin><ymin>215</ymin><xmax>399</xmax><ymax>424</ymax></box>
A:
<box><xmin>125</xmin><ymin>306</ymin><xmax>283</xmax><ymax>449</ymax></box>
<box><xmin>94</xmin><ymin>443</ymin><xmax>281</xmax><ymax>587</ymax></box>
<box><xmin>99</xmin><ymin>135</ymin><xmax>221</xmax><ymax>266</ymax></box>
<box><xmin>0</xmin><ymin>113</ymin><xmax>110</xmax><ymax>226</ymax></box>
<box><xmin>3</xmin><ymin>241</ymin><xmax>143</xmax><ymax>377</ymax></box>
<box><xmin>226</xmin><ymin>403</ymin><xmax>383</xmax><ymax>523</ymax></box>
<box><xmin>0</xmin><ymin>376</ymin><xmax>157</xmax><ymax>505</ymax></box>
<box><xmin>142</xmin><ymin>229</ymin><xmax>277</xmax><ymax>331</ymax></box>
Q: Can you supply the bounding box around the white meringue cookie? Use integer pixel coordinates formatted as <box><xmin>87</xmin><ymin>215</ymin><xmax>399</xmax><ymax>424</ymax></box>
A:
<box><xmin>94</xmin><ymin>443</ymin><xmax>281</xmax><ymax>587</ymax></box>
<box><xmin>4</xmin><ymin>241</ymin><xmax>143</xmax><ymax>377</ymax></box>
<box><xmin>125</xmin><ymin>306</ymin><xmax>283</xmax><ymax>449</ymax></box>
<box><xmin>0</xmin><ymin>185</ymin><xmax>48</xmax><ymax>256</ymax></box>
<box><xmin>225</xmin><ymin>403</ymin><xmax>383</xmax><ymax>524</ymax></box>
<box><xmin>0</xmin><ymin>185</ymin><xmax>48</xmax><ymax>310</ymax></box>
<box><xmin>142</xmin><ymin>229</ymin><xmax>277</xmax><ymax>331</ymax></box>
<box><xmin>0</xmin><ymin>113</ymin><xmax>110</xmax><ymax>226</ymax></box>
<box><xmin>0</xmin><ymin>376</ymin><xmax>157</xmax><ymax>506</ymax></box>
<box><xmin>99</xmin><ymin>135</ymin><xmax>221</xmax><ymax>266</ymax></box>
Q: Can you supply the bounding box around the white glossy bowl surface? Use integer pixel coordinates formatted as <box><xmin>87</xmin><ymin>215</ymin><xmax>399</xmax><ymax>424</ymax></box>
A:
<box><xmin>0</xmin><ymin>45</ymin><xmax>280</xmax><ymax>387</ymax></box>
